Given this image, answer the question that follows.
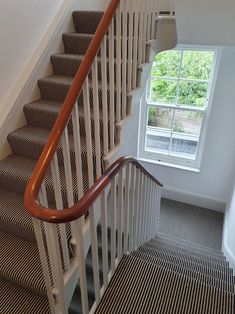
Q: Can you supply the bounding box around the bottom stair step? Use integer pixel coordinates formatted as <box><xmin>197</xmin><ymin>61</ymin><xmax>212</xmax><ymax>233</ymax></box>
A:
<box><xmin>95</xmin><ymin>254</ymin><xmax>235</xmax><ymax>314</ymax></box>
<box><xmin>0</xmin><ymin>278</ymin><xmax>50</xmax><ymax>314</ymax></box>
<box><xmin>0</xmin><ymin>230</ymin><xmax>46</xmax><ymax>296</ymax></box>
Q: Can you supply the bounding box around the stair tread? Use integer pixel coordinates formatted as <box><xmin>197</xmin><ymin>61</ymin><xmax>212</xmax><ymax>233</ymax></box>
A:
<box><xmin>96</xmin><ymin>254</ymin><xmax>235</xmax><ymax>314</ymax></box>
<box><xmin>38</xmin><ymin>74</ymin><xmax>74</xmax><ymax>87</ymax></box>
<box><xmin>0</xmin><ymin>188</ymin><xmax>34</xmax><ymax>241</ymax></box>
<box><xmin>8</xmin><ymin>125</ymin><xmax>102</xmax><ymax>161</ymax></box>
<box><xmin>138</xmin><ymin>245</ymin><xmax>235</xmax><ymax>283</ymax></box>
<box><xmin>0</xmin><ymin>229</ymin><xmax>46</xmax><ymax>295</ymax></box>
<box><xmin>132</xmin><ymin>250</ymin><xmax>235</xmax><ymax>293</ymax></box>
<box><xmin>0</xmin><ymin>155</ymin><xmax>36</xmax><ymax>194</ymax></box>
<box><xmin>157</xmin><ymin>233</ymin><xmax>224</xmax><ymax>257</ymax></box>
<box><xmin>145</xmin><ymin>241</ymin><xmax>230</xmax><ymax>270</ymax></box>
<box><xmin>0</xmin><ymin>278</ymin><xmax>50</xmax><ymax>314</ymax></box>
<box><xmin>24</xmin><ymin>99</ymin><xmax>105</xmax><ymax>131</ymax></box>
<box><xmin>151</xmin><ymin>236</ymin><xmax>226</xmax><ymax>263</ymax></box>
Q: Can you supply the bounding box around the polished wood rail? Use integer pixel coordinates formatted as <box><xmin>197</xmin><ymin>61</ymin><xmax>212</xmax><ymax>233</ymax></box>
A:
<box><xmin>24</xmin><ymin>0</ymin><xmax>121</xmax><ymax>218</ymax></box>
<box><xmin>25</xmin><ymin>156</ymin><xmax>163</xmax><ymax>224</ymax></box>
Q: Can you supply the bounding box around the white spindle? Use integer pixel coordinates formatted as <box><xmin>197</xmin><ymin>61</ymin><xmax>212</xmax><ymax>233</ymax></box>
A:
<box><xmin>138</xmin><ymin>1</ymin><xmax>144</xmax><ymax>65</ymax></box>
<box><xmin>83</xmin><ymin>78</ymin><xmax>94</xmax><ymax>186</ymax></box>
<box><xmin>127</xmin><ymin>1</ymin><xmax>134</xmax><ymax>92</ymax></box>
<box><xmin>92</xmin><ymin>58</ymin><xmax>102</xmax><ymax>178</ymax></box>
<box><xmin>100</xmin><ymin>190</ymin><xmax>109</xmax><ymax>289</ymax></box>
<box><xmin>145</xmin><ymin>178</ymin><xmax>151</xmax><ymax>241</ymax></box>
<box><xmin>142</xmin><ymin>4</ymin><xmax>147</xmax><ymax>63</ymax></box>
<box><xmin>51</xmin><ymin>154</ymin><xmax>70</xmax><ymax>270</ymax></box>
<box><xmin>141</xmin><ymin>174</ymin><xmax>147</xmax><ymax>244</ymax></box>
<box><xmin>151</xmin><ymin>0</ymin><xmax>156</xmax><ymax>39</ymax></box>
<box><xmin>129</xmin><ymin>164</ymin><xmax>135</xmax><ymax>251</ymax></box>
<box><xmin>90</xmin><ymin>205</ymin><xmax>101</xmax><ymax>304</ymax></box>
<box><xmin>150</xmin><ymin>180</ymin><xmax>155</xmax><ymax>237</ymax></box>
<box><xmin>116</xmin><ymin>5</ymin><xmax>122</xmax><ymax>123</ymax></box>
<box><xmin>117</xmin><ymin>168</ymin><xmax>123</xmax><ymax>261</ymax></box>
<box><xmin>101</xmin><ymin>38</ymin><xmax>109</xmax><ymax>155</ymax></box>
<box><xmin>108</xmin><ymin>19</ymin><xmax>115</xmax><ymax>149</ymax></box>
<box><xmin>148</xmin><ymin>180</ymin><xmax>154</xmax><ymax>241</ymax></box>
<box><xmin>110</xmin><ymin>177</ymin><xmax>117</xmax><ymax>274</ymax></box>
<box><xmin>33</xmin><ymin>221</ymin><xmax>56</xmax><ymax>313</ymax></box>
<box><xmin>121</xmin><ymin>1</ymin><xmax>128</xmax><ymax>118</ymax></box>
<box><xmin>47</xmin><ymin>223</ymin><xmax>68</xmax><ymax>314</ymax></box>
<box><xmin>132</xmin><ymin>2</ymin><xmax>140</xmax><ymax>88</ymax></box>
<box><xmin>146</xmin><ymin>0</ymin><xmax>152</xmax><ymax>41</ymax></box>
<box><xmin>61</xmin><ymin>129</ymin><xmax>74</xmax><ymax>206</ymax></box>
<box><xmin>72</xmin><ymin>105</ymin><xmax>84</xmax><ymax>199</ymax></box>
<box><xmin>133</xmin><ymin>169</ymin><xmax>140</xmax><ymax>248</ymax></box>
<box><xmin>124</xmin><ymin>164</ymin><xmax>130</xmax><ymax>253</ymax></box>
<box><xmin>71</xmin><ymin>218</ymin><xmax>89</xmax><ymax>314</ymax></box>
<box><xmin>137</xmin><ymin>171</ymin><xmax>143</xmax><ymax>246</ymax></box>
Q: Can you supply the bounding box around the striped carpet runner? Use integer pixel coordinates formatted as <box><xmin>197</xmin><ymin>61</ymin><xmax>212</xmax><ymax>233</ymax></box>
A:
<box><xmin>95</xmin><ymin>234</ymin><xmax>235</xmax><ymax>314</ymax></box>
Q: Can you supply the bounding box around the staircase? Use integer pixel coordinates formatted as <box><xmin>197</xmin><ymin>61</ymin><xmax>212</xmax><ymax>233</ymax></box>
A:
<box><xmin>96</xmin><ymin>234</ymin><xmax>235</xmax><ymax>313</ymax></box>
<box><xmin>0</xmin><ymin>2</ymin><xmax>166</xmax><ymax>313</ymax></box>
<box><xmin>1</xmin><ymin>1</ymin><xmax>234</xmax><ymax>313</ymax></box>
<box><xmin>0</xmin><ymin>11</ymin><xmax>109</xmax><ymax>314</ymax></box>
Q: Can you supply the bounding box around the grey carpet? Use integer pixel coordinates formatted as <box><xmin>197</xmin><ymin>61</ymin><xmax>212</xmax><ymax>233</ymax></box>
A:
<box><xmin>0</xmin><ymin>10</ymin><xmax>107</xmax><ymax>313</ymax></box>
<box><xmin>159</xmin><ymin>198</ymin><xmax>224</xmax><ymax>249</ymax></box>
<box><xmin>96</xmin><ymin>236</ymin><xmax>235</xmax><ymax>314</ymax></box>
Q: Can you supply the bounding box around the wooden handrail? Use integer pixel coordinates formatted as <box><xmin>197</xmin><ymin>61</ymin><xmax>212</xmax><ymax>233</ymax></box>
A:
<box><xmin>25</xmin><ymin>156</ymin><xmax>163</xmax><ymax>224</ymax></box>
<box><xmin>24</xmin><ymin>0</ymin><xmax>121</xmax><ymax>218</ymax></box>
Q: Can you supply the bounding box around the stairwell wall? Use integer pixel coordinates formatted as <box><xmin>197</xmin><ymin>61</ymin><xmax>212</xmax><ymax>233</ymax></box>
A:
<box><xmin>0</xmin><ymin>0</ymin><xmax>64</xmax><ymax>116</ymax></box>
<box><xmin>223</xmin><ymin>173</ymin><xmax>235</xmax><ymax>271</ymax></box>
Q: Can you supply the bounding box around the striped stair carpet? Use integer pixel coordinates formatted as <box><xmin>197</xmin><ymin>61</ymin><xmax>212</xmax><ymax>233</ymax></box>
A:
<box><xmin>95</xmin><ymin>234</ymin><xmax>235</xmax><ymax>314</ymax></box>
<box><xmin>0</xmin><ymin>10</ymin><xmax>141</xmax><ymax>313</ymax></box>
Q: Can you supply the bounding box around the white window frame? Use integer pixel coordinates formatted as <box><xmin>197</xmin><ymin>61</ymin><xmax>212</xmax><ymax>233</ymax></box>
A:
<box><xmin>138</xmin><ymin>45</ymin><xmax>220</xmax><ymax>171</ymax></box>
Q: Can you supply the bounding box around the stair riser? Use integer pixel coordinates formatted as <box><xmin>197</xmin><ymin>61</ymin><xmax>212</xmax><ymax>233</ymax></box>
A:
<box><xmin>73</xmin><ymin>11</ymin><xmax>103</xmax><ymax>34</ymax></box>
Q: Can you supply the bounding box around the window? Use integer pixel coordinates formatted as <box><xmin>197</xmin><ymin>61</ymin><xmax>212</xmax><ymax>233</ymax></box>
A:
<box><xmin>139</xmin><ymin>46</ymin><xmax>218</xmax><ymax>170</ymax></box>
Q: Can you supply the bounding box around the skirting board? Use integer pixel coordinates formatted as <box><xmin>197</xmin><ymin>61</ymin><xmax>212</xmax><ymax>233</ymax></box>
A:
<box><xmin>162</xmin><ymin>187</ymin><xmax>226</xmax><ymax>213</ymax></box>
<box><xmin>223</xmin><ymin>244</ymin><xmax>235</xmax><ymax>272</ymax></box>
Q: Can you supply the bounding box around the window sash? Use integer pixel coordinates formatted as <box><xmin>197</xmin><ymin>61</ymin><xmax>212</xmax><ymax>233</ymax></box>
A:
<box><xmin>139</xmin><ymin>46</ymin><xmax>218</xmax><ymax>169</ymax></box>
<box><xmin>145</xmin><ymin>106</ymin><xmax>205</xmax><ymax>161</ymax></box>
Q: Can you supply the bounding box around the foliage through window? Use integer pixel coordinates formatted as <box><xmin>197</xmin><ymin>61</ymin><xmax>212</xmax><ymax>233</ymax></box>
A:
<box><xmin>140</xmin><ymin>47</ymin><xmax>217</xmax><ymax>168</ymax></box>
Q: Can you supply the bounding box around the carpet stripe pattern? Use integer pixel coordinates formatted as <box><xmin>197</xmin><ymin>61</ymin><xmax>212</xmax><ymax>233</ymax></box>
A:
<box><xmin>96</xmin><ymin>235</ymin><xmax>235</xmax><ymax>314</ymax></box>
<box><xmin>0</xmin><ymin>11</ymin><xmax>111</xmax><ymax>312</ymax></box>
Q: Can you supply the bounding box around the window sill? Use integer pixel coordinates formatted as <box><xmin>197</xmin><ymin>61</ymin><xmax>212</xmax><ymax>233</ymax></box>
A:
<box><xmin>138</xmin><ymin>156</ymin><xmax>201</xmax><ymax>173</ymax></box>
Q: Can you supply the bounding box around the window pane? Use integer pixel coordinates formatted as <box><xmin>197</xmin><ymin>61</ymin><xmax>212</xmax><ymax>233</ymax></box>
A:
<box><xmin>181</xmin><ymin>51</ymin><xmax>214</xmax><ymax>80</ymax></box>
<box><xmin>151</xmin><ymin>79</ymin><xmax>177</xmax><ymax>104</ymax></box>
<box><xmin>170</xmin><ymin>110</ymin><xmax>203</xmax><ymax>159</ymax></box>
<box><xmin>152</xmin><ymin>50</ymin><xmax>181</xmax><ymax>78</ymax></box>
<box><xmin>147</xmin><ymin>107</ymin><xmax>173</xmax><ymax>129</ymax></box>
<box><xmin>146</xmin><ymin>129</ymin><xmax>171</xmax><ymax>155</ymax></box>
<box><xmin>146</xmin><ymin>107</ymin><xmax>173</xmax><ymax>154</ymax></box>
<box><xmin>178</xmin><ymin>81</ymin><xmax>208</xmax><ymax>107</ymax></box>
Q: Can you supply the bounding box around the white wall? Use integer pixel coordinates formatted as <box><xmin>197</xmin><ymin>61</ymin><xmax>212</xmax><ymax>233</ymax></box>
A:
<box><xmin>0</xmin><ymin>0</ymin><xmax>64</xmax><ymax>106</ymax></box>
<box><xmin>140</xmin><ymin>47</ymin><xmax>235</xmax><ymax>211</ymax></box>
<box><xmin>175</xmin><ymin>0</ymin><xmax>235</xmax><ymax>46</ymax></box>
<box><xmin>223</xmin><ymin>179</ymin><xmax>235</xmax><ymax>271</ymax></box>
